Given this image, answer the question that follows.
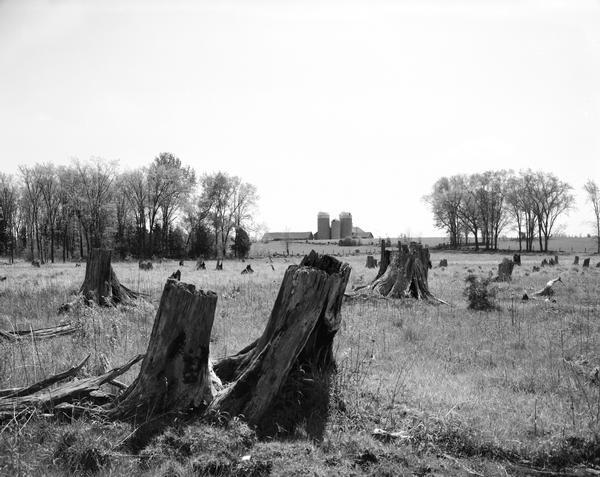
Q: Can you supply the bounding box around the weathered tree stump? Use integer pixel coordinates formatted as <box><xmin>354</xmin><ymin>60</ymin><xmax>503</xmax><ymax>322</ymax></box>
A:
<box><xmin>554</xmin><ymin>255</ymin><xmax>559</xmax><ymax>265</ymax></box>
<box><xmin>513</xmin><ymin>254</ymin><xmax>521</xmax><ymax>266</ymax></box>
<box><xmin>549</xmin><ymin>258</ymin><xmax>556</xmax><ymax>266</ymax></box>
<box><xmin>541</xmin><ymin>258</ymin><xmax>548</xmax><ymax>267</ymax></box>
<box><xmin>583</xmin><ymin>258</ymin><xmax>590</xmax><ymax>268</ymax></box>
<box><xmin>241</xmin><ymin>264</ymin><xmax>254</xmax><ymax>274</ymax></box>
<box><xmin>365</xmin><ymin>255</ymin><xmax>377</xmax><ymax>268</ymax></box>
<box><xmin>574</xmin><ymin>256</ymin><xmax>579</xmax><ymax>265</ymax></box>
<box><xmin>210</xmin><ymin>251</ymin><xmax>351</xmax><ymax>435</ymax></box>
<box><xmin>112</xmin><ymin>280</ymin><xmax>218</xmax><ymax>420</ymax></box>
<box><xmin>496</xmin><ymin>258</ymin><xmax>514</xmax><ymax>282</ymax></box>
<box><xmin>196</xmin><ymin>260</ymin><xmax>206</xmax><ymax>270</ymax></box>
<box><xmin>215</xmin><ymin>259</ymin><xmax>223</xmax><ymax>271</ymax></box>
<box><xmin>169</xmin><ymin>270</ymin><xmax>181</xmax><ymax>281</ymax></box>
<box><xmin>439</xmin><ymin>259</ymin><xmax>448</xmax><ymax>268</ymax></box>
<box><xmin>363</xmin><ymin>241</ymin><xmax>439</xmax><ymax>301</ymax></box>
<box><xmin>77</xmin><ymin>249</ymin><xmax>137</xmax><ymax>307</ymax></box>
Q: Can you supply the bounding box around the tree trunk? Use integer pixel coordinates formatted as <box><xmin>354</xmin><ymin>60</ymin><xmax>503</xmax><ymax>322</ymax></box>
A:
<box><xmin>366</xmin><ymin>241</ymin><xmax>437</xmax><ymax>300</ymax></box>
<box><xmin>210</xmin><ymin>251</ymin><xmax>351</xmax><ymax>436</ymax></box>
<box><xmin>112</xmin><ymin>280</ymin><xmax>218</xmax><ymax>420</ymax></box>
<box><xmin>77</xmin><ymin>249</ymin><xmax>137</xmax><ymax>307</ymax></box>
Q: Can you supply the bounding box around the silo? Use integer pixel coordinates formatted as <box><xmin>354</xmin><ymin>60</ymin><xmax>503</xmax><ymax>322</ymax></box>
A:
<box><xmin>331</xmin><ymin>219</ymin><xmax>341</xmax><ymax>239</ymax></box>
<box><xmin>317</xmin><ymin>212</ymin><xmax>330</xmax><ymax>240</ymax></box>
<box><xmin>339</xmin><ymin>212</ymin><xmax>353</xmax><ymax>238</ymax></box>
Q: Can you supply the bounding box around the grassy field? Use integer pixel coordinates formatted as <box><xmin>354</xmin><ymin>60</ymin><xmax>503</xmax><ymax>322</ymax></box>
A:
<box><xmin>0</xmin><ymin>250</ymin><xmax>599</xmax><ymax>476</ymax></box>
<box><xmin>252</xmin><ymin>236</ymin><xmax>600</xmax><ymax>257</ymax></box>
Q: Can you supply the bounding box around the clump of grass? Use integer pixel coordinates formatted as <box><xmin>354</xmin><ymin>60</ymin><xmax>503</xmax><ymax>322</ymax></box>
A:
<box><xmin>53</xmin><ymin>428</ymin><xmax>112</xmax><ymax>475</ymax></box>
<box><xmin>464</xmin><ymin>274</ymin><xmax>497</xmax><ymax>311</ymax></box>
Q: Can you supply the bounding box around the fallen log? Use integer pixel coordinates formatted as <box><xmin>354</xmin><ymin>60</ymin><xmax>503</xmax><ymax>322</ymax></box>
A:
<box><xmin>533</xmin><ymin>276</ymin><xmax>563</xmax><ymax>296</ymax></box>
<box><xmin>0</xmin><ymin>354</ymin><xmax>143</xmax><ymax>420</ymax></box>
<box><xmin>0</xmin><ymin>321</ymin><xmax>80</xmax><ymax>342</ymax></box>
<box><xmin>0</xmin><ymin>355</ymin><xmax>89</xmax><ymax>398</ymax></box>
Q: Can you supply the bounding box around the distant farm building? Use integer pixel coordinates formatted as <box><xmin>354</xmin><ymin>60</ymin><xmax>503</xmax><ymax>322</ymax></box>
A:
<box><xmin>261</xmin><ymin>232</ymin><xmax>314</xmax><ymax>242</ymax></box>
<box><xmin>314</xmin><ymin>212</ymin><xmax>372</xmax><ymax>240</ymax></box>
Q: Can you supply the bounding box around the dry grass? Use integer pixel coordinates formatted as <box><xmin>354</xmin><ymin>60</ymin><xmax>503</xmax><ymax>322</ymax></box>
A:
<box><xmin>0</xmin><ymin>251</ymin><xmax>599</xmax><ymax>475</ymax></box>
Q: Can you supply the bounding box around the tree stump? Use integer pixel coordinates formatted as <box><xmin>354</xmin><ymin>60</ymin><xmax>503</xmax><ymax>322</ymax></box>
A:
<box><xmin>79</xmin><ymin>249</ymin><xmax>137</xmax><ymax>307</ymax></box>
<box><xmin>439</xmin><ymin>259</ymin><xmax>448</xmax><ymax>268</ymax></box>
<box><xmin>196</xmin><ymin>260</ymin><xmax>206</xmax><ymax>270</ymax></box>
<box><xmin>210</xmin><ymin>251</ymin><xmax>351</xmax><ymax>435</ymax></box>
<box><xmin>112</xmin><ymin>280</ymin><xmax>218</xmax><ymax>420</ymax></box>
<box><xmin>513</xmin><ymin>254</ymin><xmax>521</xmax><ymax>266</ymax></box>
<box><xmin>541</xmin><ymin>259</ymin><xmax>548</xmax><ymax>267</ymax></box>
<box><xmin>574</xmin><ymin>256</ymin><xmax>579</xmax><ymax>265</ymax></box>
<box><xmin>496</xmin><ymin>258</ymin><xmax>514</xmax><ymax>281</ymax></box>
<box><xmin>364</xmin><ymin>241</ymin><xmax>438</xmax><ymax>300</ymax></box>
<box><xmin>583</xmin><ymin>258</ymin><xmax>590</xmax><ymax>268</ymax></box>
<box><xmin>215</xmin><ymin>259</ymin><xmax>223</xmax><ymax>270</ymax></box>
<box><xmin>554</xmin><ymin>255</ymin><xmax>559</xmax><ymax>265</ymax></box>
<box><xmin>365</xmin><ymin>255</ymin><xmax>377</xmax><ymax>268</ymax></box>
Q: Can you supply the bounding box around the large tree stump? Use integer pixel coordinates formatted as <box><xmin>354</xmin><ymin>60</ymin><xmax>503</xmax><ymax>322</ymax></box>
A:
<box><xmin>574</xmin><ymin>256</ymin><xmax>579</xmax><ymax>265</ymax></box>
<box><xmin>210</xmin><ymin>251</ymin><xmax>350</xmax><ymax>435</ymax></box>
<box><xmin>112</xmin><ymin>280</ymin><xmax>218</xmax><ymax>420</ymax></box>
<box><xmin>583</xmin><ymin>258</ymin><xmax>590</xmax><ymax>268</ymax></box>
<box><xmin>73</xmin><ymin>249</ymin><xmax>137</xmax><ymax>308</ymax></box>
<box><xmin>496</xmin><ymin>258</ymin><xmax>515</xmax><ymax>282</ymax></box>
<box><xmin>365</xmin><ymin>255</ymin><xmax>377</xmax><ymax>268</ymax></box>
<box><xmin>364</xmin><ymin>241</ymin><xmax>438</xmax><ymax>300</ymax></box>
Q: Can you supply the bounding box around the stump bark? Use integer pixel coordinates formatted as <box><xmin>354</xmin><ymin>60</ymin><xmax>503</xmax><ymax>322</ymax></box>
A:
<box><xmin>112</xmin><ymin>280</ymin><xmax>218</xmax><ymax>420</ymax></box>
<box><xmin>210</xmin><ymin>251</ymin><xmax>351</xmax><ymax>434</ymax></box>
<box><xmin>79</xmin><ymin>249</ymin><xmax>137</xmax><ymax>307</ymax></box>
<box><xmin>366</xmin><ymin>241</ymin><xmax>437</xmax><ymax>300</ymax></box>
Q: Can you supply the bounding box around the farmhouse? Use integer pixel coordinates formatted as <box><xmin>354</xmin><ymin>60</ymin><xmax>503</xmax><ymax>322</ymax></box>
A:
<box><xmin>261</xmin><ymin>231</ymin><xmax>314</xmax><ymax>242</ymax></box>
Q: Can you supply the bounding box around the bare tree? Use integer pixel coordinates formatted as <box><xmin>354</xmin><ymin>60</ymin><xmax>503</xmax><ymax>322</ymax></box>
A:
<box><xmin>584</xmin><ymin>179</ymin><xmax>600</xmax><ymax>254</ymax></box>
<box><xmin>0</xmin><ymin>174</ymin><xmax>19</xmax><ymax>263</ymax></box>
<box><xmin>19</xmin><ymin>166</ymin><xmax>44</xmax><ymax>262</ymax></box>
<box><xmin>529</xmin><ymin>171</ymin><xmax>574</xmax><ymax>252</ymax></box>
<box><xmin>35</xmin><ymin>164</ymin><xmax>62</xmax><ymax>263</ymax></box>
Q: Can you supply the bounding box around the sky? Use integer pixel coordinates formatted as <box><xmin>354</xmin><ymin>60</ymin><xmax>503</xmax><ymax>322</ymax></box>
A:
<box><xmin>1</xmin><ymin>0</ymin><xmax>599</xmax><ymax>238</ymax></box>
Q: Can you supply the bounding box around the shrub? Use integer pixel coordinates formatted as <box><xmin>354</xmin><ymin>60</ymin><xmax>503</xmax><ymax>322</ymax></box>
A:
<box><xmin>464</xmin><ymin>274</ymin><xmax>497</xmax><ymax>311</ymax></box>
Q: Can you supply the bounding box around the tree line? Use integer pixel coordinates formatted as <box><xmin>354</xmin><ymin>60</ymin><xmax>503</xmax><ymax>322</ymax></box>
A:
<box><xmin>0</xmin><ymin>154</ymin><xmax>258</xmax><ymax>263</ymax></box>
<box><xmin>425</xmin><ymin>170</ymin><xmax>582</xmax><ymax>252</ymax></box>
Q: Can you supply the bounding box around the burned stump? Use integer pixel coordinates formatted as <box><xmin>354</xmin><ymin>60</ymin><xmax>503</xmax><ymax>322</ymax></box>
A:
<box><xmin>496</xmin><ymin>258</ymin><xmax>514</xmax><ymax>282</ymax></box>
<box><xmin>215</xmin><ymin>259</ymin><xmax>223</xmax><ymax>271</ymax></box>
<box><xmin>439</xmin><ymin>259</ymin><xmax>448</xmax><ymax>268</ymax></box>
<box><xmin>196</xmin><ymin>260</ymin><xmax>206</xmax><ymax>270</ymax></box>
<box><xmin>170</xmin><ymin>270</ymin><xmax>181</xmax><ymax>281</ymax></box>
<box><xmin>513</xmin><ymin>254</ymin><xmax>521</xmax><ymax>266</ymax></box>
<box><xmin>574</xmin><ymin>256</ymin><xmax>580</xmax><ymax>265</ymax></box>
<box><xmin>112</xmin><ymin>280</ymin><xmax>218</xmax><ymax>420</ymax></box>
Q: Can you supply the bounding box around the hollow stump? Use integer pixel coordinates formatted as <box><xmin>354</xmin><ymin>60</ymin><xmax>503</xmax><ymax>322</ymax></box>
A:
<box><xmin>210</xmin><ymin>251</ymin><xmax>351</xmax><ymax>435</ymax></box>
<box><xmin>367</xmin><ymin>240</ymin><xmax>436</xmax><ymax>300</ymax></box>
<box><xmin>112</xmin><ymin>280</ymin><xmax>218</xmax><ymax>420</ymax></box>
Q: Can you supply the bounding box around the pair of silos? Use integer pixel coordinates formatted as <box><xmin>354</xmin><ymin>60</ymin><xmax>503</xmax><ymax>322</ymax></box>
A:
<box><xmin>317</xmin><ymin>211</ymin><xmax>352</xmax><ymax>239</ymax></box>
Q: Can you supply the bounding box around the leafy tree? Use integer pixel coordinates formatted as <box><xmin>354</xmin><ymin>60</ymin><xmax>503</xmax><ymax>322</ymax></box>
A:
<box><xmin>231</xmin><ymin>227</ymin><xmax>251</xmax><ymax>258</ymax></box>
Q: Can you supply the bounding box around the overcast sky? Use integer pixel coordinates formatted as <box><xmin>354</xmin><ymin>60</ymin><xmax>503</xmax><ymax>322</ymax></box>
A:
<box><xmin>1</xmin><ymin>0</ymin><xmax>599</xmax><ymax>238</ymax></box>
